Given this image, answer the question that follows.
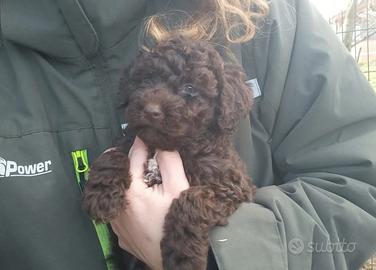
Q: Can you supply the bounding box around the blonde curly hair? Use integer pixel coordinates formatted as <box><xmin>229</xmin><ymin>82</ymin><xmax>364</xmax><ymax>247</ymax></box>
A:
<box><xmin>146</xmin><ymin>0</ymin><xmax>269</xmax><ymax>44</ymax></box>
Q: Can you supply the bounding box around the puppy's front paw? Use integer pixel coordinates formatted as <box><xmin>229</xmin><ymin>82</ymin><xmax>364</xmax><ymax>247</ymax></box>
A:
<box><xmin>83</xmin><ymin>150</ymin><xmax>130</xmax><ymax>223</ymax></box>
<box><xmin>161</xmin><ymin>193</ymin><xmax>210</xmax><ymax>270</ymax></box>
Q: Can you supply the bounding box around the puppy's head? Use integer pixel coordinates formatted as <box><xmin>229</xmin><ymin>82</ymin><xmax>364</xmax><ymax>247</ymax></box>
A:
<box><xmin>120</xmin><ymin>35</ymin><xmax>252</xmax><ymax>150</ymax></box>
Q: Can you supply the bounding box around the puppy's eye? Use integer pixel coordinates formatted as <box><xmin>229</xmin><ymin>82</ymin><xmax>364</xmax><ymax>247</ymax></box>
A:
<box><xmin>182</xmin><ymin>84</ymin><xmax>199</xmax><ymax>98</ymax></box>
<box><xmin>142</xmin><ymin>79</ymin><xmax>153</xmax><ymax>86</ymax></box>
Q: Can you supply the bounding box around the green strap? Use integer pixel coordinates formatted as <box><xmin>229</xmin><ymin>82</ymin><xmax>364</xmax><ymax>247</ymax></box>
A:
<box><xmin>71</xmin><ymin>150</ymin><xmax>117</xmax><ymax>270</ymax></box>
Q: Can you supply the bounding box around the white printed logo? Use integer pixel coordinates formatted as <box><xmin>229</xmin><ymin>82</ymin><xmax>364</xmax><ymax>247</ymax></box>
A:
<box><xmin>0</xmin><ymin>156</ymin><xmax>52</xmax><ymax>178</ymax></box>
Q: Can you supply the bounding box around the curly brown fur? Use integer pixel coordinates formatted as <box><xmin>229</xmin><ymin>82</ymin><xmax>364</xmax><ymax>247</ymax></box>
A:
<box><xmin>83</xmin><ymin>150</ymin><xmax>131</xmax><ymax>223</ymax></box>
<box><xmin>83</xmin><ymin>35</ymin><xmax>254</xmax><ymax>270</ymax></box>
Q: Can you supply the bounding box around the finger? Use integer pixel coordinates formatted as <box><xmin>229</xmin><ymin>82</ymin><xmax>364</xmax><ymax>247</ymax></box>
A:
<box><xmin>129</xmin><ymin>137</ymin><xmax>148</xmax><ymax>176</ymax></box>
<box><xmin>156</xmin><ymin>150</ymin><xmax>189</xmax><ymax>196</ymax></box>
<box><xmin>128</xmin><ymin>137</ymin><xmax>148</xmax><ymax>188</ymax></box>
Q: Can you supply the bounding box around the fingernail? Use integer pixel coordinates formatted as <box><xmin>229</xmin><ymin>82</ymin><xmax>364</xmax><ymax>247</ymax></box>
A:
<box><xmin>103</xmin><ymin>147</ymin><xmax>117</xmax><ymax>154</ymax></box>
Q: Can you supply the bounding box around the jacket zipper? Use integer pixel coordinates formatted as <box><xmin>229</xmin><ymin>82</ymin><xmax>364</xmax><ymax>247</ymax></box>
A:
<box><xmin>72</xmin><ymin>150</ymin><xmax>89</xmax><ymax>192</ymax></box>
<box><xmin>71</xmin><ymin>150</ymin><xmax>117</xmax><ymax>270</ymax></box>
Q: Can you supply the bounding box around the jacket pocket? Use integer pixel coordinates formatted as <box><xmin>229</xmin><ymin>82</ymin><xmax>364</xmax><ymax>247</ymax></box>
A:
<box><xmin>0</xmin><ymin>129</ymin><xmax>113</xmax><ymax>270</ymax></box>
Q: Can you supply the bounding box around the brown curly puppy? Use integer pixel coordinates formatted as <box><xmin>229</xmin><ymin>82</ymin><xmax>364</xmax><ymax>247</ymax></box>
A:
<box><xmin>83</xmin><ymin>35</ymin><xmax>254</xmax><ymax>270</ymax></box>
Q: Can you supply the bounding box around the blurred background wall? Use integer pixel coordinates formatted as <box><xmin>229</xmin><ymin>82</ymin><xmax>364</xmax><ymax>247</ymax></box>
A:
<box><xmin>312</xmin><ymin>0</ymin><xmax>376</xmax><ymax>89</ymax></box>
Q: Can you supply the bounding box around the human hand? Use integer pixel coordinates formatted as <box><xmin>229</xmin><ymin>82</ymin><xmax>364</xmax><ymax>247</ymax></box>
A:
<box><xmin>110</xmin><ymin>137</ymin><xmax>189</xmax><ymax>270</ymax></box>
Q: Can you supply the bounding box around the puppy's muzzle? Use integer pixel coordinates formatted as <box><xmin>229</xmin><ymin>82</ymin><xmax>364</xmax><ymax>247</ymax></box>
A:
<box><xmin>144</xmin><ymin>103</ymin><xmax>163</xmax><ymax>120</ymax></box>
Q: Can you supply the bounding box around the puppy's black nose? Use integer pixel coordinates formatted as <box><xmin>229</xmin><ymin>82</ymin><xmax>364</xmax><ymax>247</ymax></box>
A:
<box><xmin>144</xmin><ymin>104</ymin><xmax>163</xmax><ymax>119</ymax></box>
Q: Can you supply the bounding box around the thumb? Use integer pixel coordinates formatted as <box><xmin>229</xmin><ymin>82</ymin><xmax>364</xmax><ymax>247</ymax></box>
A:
<box><xmin>128</xmin><ymin>137</ymin><xmax>148</xmax><ymax>189</ymax></box>
<box><xmin>156</xmin><ymin>150</ymin><xmax>189</xmax><ymax>197</ymax></box>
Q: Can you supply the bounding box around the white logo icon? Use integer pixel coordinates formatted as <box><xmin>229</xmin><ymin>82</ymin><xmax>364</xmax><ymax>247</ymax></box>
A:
<box><xmin>0</xmin><ymin>157</ymin><xmax>6</xmax><ymax>176</ymax></box>
<box><xmin>0</xmin><ymin>156</ymin><xmax>52</xmax><ymax>178</ymax></box>
<box><xmin>288</xmin><ymin>238</ymin><xmax>305</xmax><ymax>255</ymax></box>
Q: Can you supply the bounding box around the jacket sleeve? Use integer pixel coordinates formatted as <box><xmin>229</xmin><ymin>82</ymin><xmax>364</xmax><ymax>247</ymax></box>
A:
<box><xmin>209</xmin><ymin>0</ymin><xmax>376</xmax><ymax>269</ymax></box>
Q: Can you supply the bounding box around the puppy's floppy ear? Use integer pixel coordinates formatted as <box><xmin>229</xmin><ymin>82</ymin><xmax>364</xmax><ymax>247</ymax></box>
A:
<box><xmin>217</xmin><ymin>64</ymin><xmax>253</xmax><ymax>133</ymax></box>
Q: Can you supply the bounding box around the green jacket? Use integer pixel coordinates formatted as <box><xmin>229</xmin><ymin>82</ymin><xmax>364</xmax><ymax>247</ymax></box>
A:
<box><xmin>1</xmin><ymin>0</ymin><xmax>375</xmax><ymax>269</ymax></box>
